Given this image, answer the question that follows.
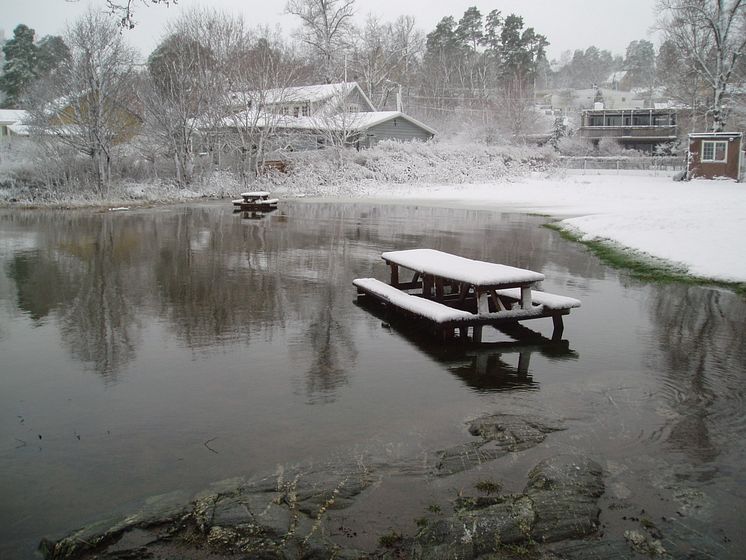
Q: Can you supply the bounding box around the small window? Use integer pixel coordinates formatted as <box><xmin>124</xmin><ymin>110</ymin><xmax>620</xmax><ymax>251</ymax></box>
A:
<box><xmin>301</xmin><ymin>104</ymin><xmax>309</xmax><ymax>117</ymax></box>
<box><xmin>702</xmin><ymin>140</ymin><xmax>727</xmax><ymax>162</ymax></box>
<box><xmin>293</xmin><ymin>106</ymin><xmax>300</xmax><ymax>117</ymax></box>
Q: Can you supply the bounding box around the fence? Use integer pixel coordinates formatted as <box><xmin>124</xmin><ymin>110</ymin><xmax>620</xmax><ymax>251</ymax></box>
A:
<box><xmin>558</xmin><ymin>156</ymin><xmax>685</xmax><ymax>175</ymax></box>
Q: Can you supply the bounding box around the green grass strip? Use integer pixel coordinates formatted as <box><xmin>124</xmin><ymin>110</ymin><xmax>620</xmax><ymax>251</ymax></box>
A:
<box><xmin>544</xmin><ymin>223</ymin><xmax>746</xmax><ymax>298</ymax></box>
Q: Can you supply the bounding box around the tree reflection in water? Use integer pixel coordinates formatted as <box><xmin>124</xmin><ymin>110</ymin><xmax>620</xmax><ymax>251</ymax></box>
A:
<box><xmin>649</xmin><ymin>284</ymin><xmax>746</xmax><ymax>472</ymax></box>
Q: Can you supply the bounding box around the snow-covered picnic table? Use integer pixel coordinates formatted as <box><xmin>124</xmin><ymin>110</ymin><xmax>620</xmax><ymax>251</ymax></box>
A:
<box><xmin>381</xmin><ymin>249</ymin><xmax>545</xmax><ymax>313</ymax></box>
<box><xmin>354</xmin><ymin>249</ymin><xmax>580</xmax><ymax>342</ymax></box>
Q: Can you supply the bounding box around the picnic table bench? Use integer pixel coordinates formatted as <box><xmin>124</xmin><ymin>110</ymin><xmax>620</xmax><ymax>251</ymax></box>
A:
<box><xmin>354</xmin><ymin>249</ymin><xmax>580</xmax><ymax>341</ymax></box>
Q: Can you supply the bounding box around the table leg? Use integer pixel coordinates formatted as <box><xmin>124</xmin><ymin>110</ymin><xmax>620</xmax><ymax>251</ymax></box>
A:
<box><xmin>423</xmin><ymin>274</ymin><xmax>433</xmax><ymax>298</ymax></box>
<box><xmin>477</xmin><ymin>290</ymin><xmax>490</xmax><ymax>314</ymax></box>
<box><xmin>389</xmin><ymin>264</ymin><xmax>399</xmax><ymax>287</ymax></box>
<box><xmin>520</xmin><ymin>286</ymin><xmax>532</xmax><ymax>309</ymax></box>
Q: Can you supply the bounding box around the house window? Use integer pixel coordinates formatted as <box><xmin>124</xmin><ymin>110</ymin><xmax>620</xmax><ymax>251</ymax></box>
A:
<box><xmin>588</xmin><ymin>116</ymin><xmax>604</xmax><ymax>126</ymax></box>
<box><xmin>702</xmin><ymin>141</ymin><xmax>727</xmax><ymax>162</ymax></box>
<box><xmin>293</xmin><ymin>106</ymin><xmax>300</xmax><ymax>117</ymax></box>
<box><xmin>301</xmin><ymin>104</ymin><xmax>309</xmax><ymax>117</ymax></box>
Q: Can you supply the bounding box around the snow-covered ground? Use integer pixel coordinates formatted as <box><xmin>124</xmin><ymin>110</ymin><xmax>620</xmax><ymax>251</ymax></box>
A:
<box><xmin>335</xmin><ymin>172</ymin><xmax>746</xmax><ymax>284</ymax></box>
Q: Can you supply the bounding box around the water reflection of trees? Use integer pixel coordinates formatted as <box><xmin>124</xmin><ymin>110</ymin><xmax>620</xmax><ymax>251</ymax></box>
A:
<box><xmin>1</xmin><ymin>202</ymin><xmax>595</xmax><ymax>396</ymax></box>
<box><xmin>648</xmin><ymin>285</ymin><xmax>746</xmax><ymax>468</ymax></box>
<box><xmin>297</xmin><ymin>242</ymin><xmax>358</xmax><ymax>404</ymax></box>
<box><xmin>153</xmin><ymin>209</ymin><xmax>287</xmax><ymax>349</ymax></box>
<box><xmin>2</xmin><ymin>212</ymin><xmax>149</xmax><ymax>378</ymax></box>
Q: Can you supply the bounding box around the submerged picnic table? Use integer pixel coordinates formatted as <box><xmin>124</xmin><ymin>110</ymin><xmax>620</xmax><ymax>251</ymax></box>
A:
<box><xmin>232</xmin><ymin>191</ymin><xmax>279</xmax><ymax>211</ymax></box>
<box><xmin>354</xmin><ymin>249</ymin><xmax>581</xmax><ymax>342</ymax></box>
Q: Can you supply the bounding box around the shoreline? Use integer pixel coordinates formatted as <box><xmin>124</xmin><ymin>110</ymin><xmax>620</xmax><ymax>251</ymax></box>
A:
<box><xmin>3</xmin><ymin>172</ymin><xmax>745</xmax><ymax>296</ymax></box>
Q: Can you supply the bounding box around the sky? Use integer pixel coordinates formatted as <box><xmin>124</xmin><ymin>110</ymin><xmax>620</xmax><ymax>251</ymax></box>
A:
<box><xmin>2</xmin><ymin>0</ymin><xmax>659</xmax><ymax>61</ymax></box>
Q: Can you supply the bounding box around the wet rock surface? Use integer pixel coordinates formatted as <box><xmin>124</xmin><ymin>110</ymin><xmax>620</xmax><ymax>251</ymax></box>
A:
<box><xmin>409</xmin><ymin>455</ymin><xmax>604</xmax><ymax>559</ymax></box>
<box><xmin>40</xmin><ymin>462</ymin><xmax>376</xmax><ymax>560</ymax></box>
<box><xmin>40</xmin><ymin>412</ymin><xmax>714</xmax><ymax>559</ymax></box>
<box><xmin>433</xmin><ymin>414</ymin><xmax>566</xmax><ymax>476</ymax></box>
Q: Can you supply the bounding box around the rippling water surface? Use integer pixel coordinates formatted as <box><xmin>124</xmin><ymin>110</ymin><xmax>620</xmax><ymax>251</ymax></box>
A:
<box><xmin>0</xmin><ymin>202</ymin><xmax>744</xmax><ymax>558</ymax></box>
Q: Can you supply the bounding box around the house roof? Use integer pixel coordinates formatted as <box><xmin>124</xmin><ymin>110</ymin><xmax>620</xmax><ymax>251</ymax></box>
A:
<box><xmin>0</xmin><ymin>109</ymin><xmax>28</xmax><ymax>124</ymax></box>
<box><xmin>218</xmin><ymin>110</ymin><xmax>436</xmax><ymax>136</ymax></box>
<box><xmin>688</xmin><ymin>132</ymin><xmax>743</xmax><ymax>139</ymax></box>
<box><xmin>229</xmin><ymin>82</ymin><xmax>377</xmax><ymax>113</ymax></box>
<box><xmin>342</xmin><ymin>111</ymin><xmax>437</xmax><ymax>135</ymax></box>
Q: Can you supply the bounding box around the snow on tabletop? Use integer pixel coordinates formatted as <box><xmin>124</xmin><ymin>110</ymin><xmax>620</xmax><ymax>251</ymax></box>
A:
<box><xmin>381</xmin><ymin>249</ymin><xmax>545</xmax><ymax>286</ymax></box>
<box><xmin>353</xmin><ymin>278</ymin><xmax>473</xmax><ymax>323</ymax></box>
<box><xmin>240</xmin><ymin>191</ymin><xmax>270</xmax><ymax>197</ymax></box>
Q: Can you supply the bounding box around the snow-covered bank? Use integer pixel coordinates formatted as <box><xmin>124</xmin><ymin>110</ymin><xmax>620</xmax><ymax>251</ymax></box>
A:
<box><xmin>329</xmin><ymin>173</ymin><xmax>746</xmax><ymax>284</ymax></box>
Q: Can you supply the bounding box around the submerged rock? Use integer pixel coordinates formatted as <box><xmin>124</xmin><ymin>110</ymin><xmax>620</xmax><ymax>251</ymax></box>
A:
<box><xmin>433</xmin><ymin>414</ymin><xmax>566</xmax><ymax>476</ymax></box>
<box><xmin>40</xmin><ymin>461</ymin><xmax>375</xmax><ymax>560</ymax></box>
<box><xmin>414</xmin><ymin>455</ymin><xmax>604</xmax><ymax>559</ymax></box>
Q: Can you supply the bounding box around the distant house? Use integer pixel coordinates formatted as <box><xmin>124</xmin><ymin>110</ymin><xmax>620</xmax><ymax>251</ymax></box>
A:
<box><xmin>687</xmin><ymin>132</ymin><xmax>743</xmax><ymax>181</ymax></box>
<box><xmin>578</xmin><ymin>107</ymin><xmax>679</xmax><ymax>152</ymax></box>
<box><xmin>230</xmin><ymin>82</ymin><xmax>377</xmax><ymax>118</ymax></box>
<box><xmin>540</xmin><ymin>88</ymin><xmax>644</xmax><ymax>111</ymax></box>
<box><xmin>605</xmin><ymin>71</ymin><xmax>633</xmax><ymax>92</ymax></box>
<box><xmin>0</xmin><ymin>109</ymin><xmax>29</xmax><ymax>139</ymax></box>
<box><xmin>219</xmin><ymin>82</ymin><xmax>435</xmax><ymax>151</ymax></box>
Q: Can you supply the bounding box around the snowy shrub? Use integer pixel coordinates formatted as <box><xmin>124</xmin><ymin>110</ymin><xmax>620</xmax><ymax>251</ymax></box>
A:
<box><xmin>556</xmin><ymin>136</ymin><xmax>595</xmax><ymax>156</ymax></box>
<box><xmin>254</xmin><ymin>140</ymin><xmax>557</xmax><ymax>197</ymax></box>
<box><xmin>596</xmin><ymin>138</ymin><xmax>628</xmax><ymax>156</ymax></box>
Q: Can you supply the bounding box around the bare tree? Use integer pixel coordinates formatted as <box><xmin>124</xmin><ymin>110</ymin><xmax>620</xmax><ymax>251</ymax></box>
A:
<box><xmin>286</xmin><ymin>0</ymin><xmax>356</xmax><ymax>82</ymax></box>
<box><xmin>350</xmin><ymin>15</ymin><xmax>424</xmax><ymax>109</ymax></box>
<box><xmin>495</xmin><ymin>78</ymin><xmax>542</xmax><ymax>141</ymax></box>
<box><xmin>223</xmin><ymin>29</ymin><xmax>301</xmax><ymax>182</ymax></box>
<box><xmin>27</xmin><ymin>8</ymin><xmax>137</xmax><ymax>195</ymax></box>
<box><xmin>141</xmin><ymin>9</ymin><xmax>242</xmax><ymax>186</ymax></box>
<box><xmin>658</xmin><ymin>0</ymin><xmax>746</xmax><ymax>131</ymax></box>
<box><xmin>105</xmin><ymin>0</ymin><xmax>177</xmax><ymax>29</ymax></box>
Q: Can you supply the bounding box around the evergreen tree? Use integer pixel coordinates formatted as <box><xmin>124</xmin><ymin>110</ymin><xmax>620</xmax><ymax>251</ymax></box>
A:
<box><xmin>0</xmin><ymin>24</ymin><xmax>39</xmax><ymax>108</ymax></box>
<box><xmin>456</xmin><ymin>6</ymin><xmax>483</xmax><ymax>52</ymax></box>
<box><xmin>36</xmin><ymin>35</ymin><xmax>71</xmax><ymax>77</ymax></box>
<box><xmin>624</xmin><ymin>39</ymin><xmax>656</xmax><ymax>89</ymax></box>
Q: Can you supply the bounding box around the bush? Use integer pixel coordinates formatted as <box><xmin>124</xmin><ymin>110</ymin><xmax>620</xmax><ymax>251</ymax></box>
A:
<box><xmin>257</xmin><ymin>140</ymin><xmax>557</xmax><ymax>196</ymax></box>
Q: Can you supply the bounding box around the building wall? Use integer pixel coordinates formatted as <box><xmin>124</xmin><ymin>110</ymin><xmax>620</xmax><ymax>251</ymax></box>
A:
<box><xmin>688</xmin><ymin>135</ymin><xmax>742</xmax><ymax>180</ymax></box>
<box><xmin>366</xmin><ymin>118</ymin><xmax>433</xmax><ymax>145</ymax></box>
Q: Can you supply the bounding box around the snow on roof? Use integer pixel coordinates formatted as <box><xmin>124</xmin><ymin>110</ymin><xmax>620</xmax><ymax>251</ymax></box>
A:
<box><xmin>606</xmin><ymin>70</ymin><xmax>628</xmax><ymax>83</ymax></box>
<box><xmin>0</xmin><ymin>109</ymin><xmax>29</xmax><ymax>124</ymax></box>
<box><xmin>218</xmin><ymin>110</ymin><xmax>436</xmax><ymax>136</ymax></box>
<box><xmin>229</xmin><ymin>82</ymin><xmax>376</xmax><ymax>112</ymax></box>
<box><xmin>688</xmin><ymin>131</ymin><xmax>743</xmax><ymax>138</ymax></box>
<box><xmin>381</xmin><ymin>249</ymin><xmax>545</xmax><ymax>287</ymax></box>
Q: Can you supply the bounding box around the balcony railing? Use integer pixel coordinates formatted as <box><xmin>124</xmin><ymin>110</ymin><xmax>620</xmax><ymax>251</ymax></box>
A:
<box><xmin>579</xmin><ymin>126</ymin><xmax>677</xmax><ymax>139</ymax></box>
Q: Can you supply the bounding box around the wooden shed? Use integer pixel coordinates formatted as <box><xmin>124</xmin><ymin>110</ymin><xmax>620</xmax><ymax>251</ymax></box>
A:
<box><xmin>688</xmin><ymin>132</ymin><xmax>743</xmax><ymax>181</ymax></box>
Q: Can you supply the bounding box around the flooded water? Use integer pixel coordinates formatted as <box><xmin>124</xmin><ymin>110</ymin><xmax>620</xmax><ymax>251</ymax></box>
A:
<box><xmin>0</xmin><ymin>201</ymin><xmax>744</xmax><ymax>559</ymax></box>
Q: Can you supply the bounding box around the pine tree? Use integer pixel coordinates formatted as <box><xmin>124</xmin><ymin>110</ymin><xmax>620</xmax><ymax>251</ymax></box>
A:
<box><xmin>36</xmin><ymin>35</ymin><xmax>71</xmax><ymax>77</ymax></box>
<box><xmin>456</xmin><ymin>6</ymin><xmax>483</xmax><ymax>52</ymax></box>
<box><xmin>0</xmin><ymin>24</ymin><xmax>39</xmax><ymax>108</ymax></box>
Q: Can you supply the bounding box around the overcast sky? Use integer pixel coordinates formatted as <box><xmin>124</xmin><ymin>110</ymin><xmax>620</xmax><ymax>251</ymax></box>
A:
<box><xmin>2</xmin><ymin>0</ymin><xmax>659</xmax><ymax>61</ymax></box>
